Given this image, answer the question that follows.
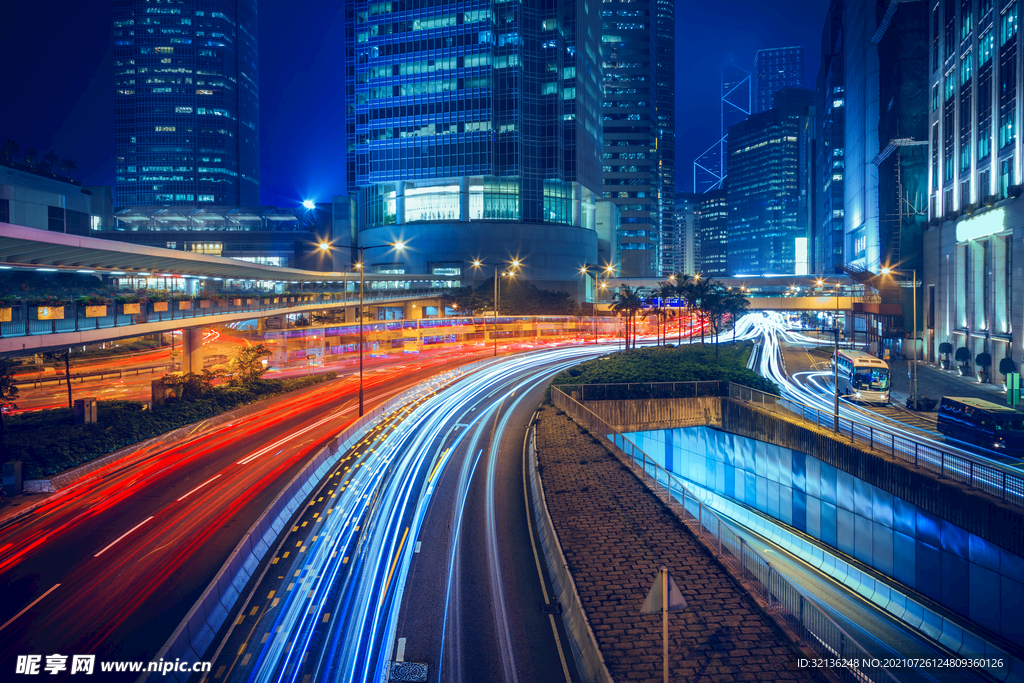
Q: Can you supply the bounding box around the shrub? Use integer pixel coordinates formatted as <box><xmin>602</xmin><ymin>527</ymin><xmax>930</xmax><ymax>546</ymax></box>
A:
<box><xmin>954</xmin><ymin>346</ymin><xmax>972</xmax><ymax>364</ymax></box>
<box><xmin>976</xmin><ymin>352</ymin><xmax>992</xmax><ymax>368</ymax></box>
<box><xmin>938</xmin><ymin>342</ymin><xmax>953</xmax><ymax>356</ymax></box>
<box><xmin>999</xmin><ymin>357</ymin><xmax>1018</xmax><ymax>376</ymax></box>
<box><xmin>3</xmin><ymin>372</ymin><xmax>338</xmax><ymax>479</ymax></box>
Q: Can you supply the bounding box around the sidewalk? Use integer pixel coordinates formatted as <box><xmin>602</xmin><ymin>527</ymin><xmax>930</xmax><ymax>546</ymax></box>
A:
<box><xmin>888</xmin><ymin>357</ymin><xmax>1018</xmax><ymax>410</ymax></box>
<box><xmin>535</xmin><ymin>407</ymin><xmax>819</xmax><ymax>682</ymax></box>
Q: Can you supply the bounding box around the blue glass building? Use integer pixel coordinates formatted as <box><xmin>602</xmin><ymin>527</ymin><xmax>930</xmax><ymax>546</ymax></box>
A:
<box><xmin>113</xmin><ymin>0</ymin><xmax>260</xmax><ymax>208</ymax></box>
<box><xmin>345</xmin><ymin>0</ymin><xmax>603</xmax><ymax>291</ymax></box>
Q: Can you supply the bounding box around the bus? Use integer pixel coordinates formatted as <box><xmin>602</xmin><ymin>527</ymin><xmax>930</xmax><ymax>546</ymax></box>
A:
<box><xmin>831</xmin><ymin>349</ymin><xmax>891</xmax><ymax>404</ymax></box>
<box><xmin>937</xmin><ymin>397</ymin><xmax>1024</xmax><ymax>454</ymax></box>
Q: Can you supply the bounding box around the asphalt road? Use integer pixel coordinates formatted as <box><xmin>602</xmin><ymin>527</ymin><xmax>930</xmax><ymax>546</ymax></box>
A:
<box><xmin>0</xmin><ymin>349</ymin><xmax>496</xmax><ymax>680</ymax></box>
<box><xmin>207</xmin><ymin>346</ymin><xmax>608</xmax><ymax>683</ymax></box>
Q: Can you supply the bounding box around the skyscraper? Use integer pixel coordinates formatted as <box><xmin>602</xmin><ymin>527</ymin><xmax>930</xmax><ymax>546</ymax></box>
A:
<box><xmin>727</xmin><ymin>88</ymin><xmax>815</xmax><ymax>275</ymax></box>
<box><xmin>345</xmin><ymin>0</ymin><xmax>603</xmax><ymax>292</ymax></box>
<box><xmin>815</xmin><ymin>0</ymin><xmax>845</xmax><ymax>272</ymax></box>
<box><xmin>672</xmin><ymin>192</ymin><xmax>697</xmax><ymax>276</ymax></box>
<box><xmin>601</xmin><ymin>0</ymin><xmax>675</xmax><ymax>277</ymax></box>
<box><xmin>112</xmin><ymin>0</ymin><xmax>260</xmax><ymax>208</ymax></box>
<box><xmin>753</xmin><ymin>46</ymin><xmax>804</xmax><ymax>114</ymax></box>
<box><xmin>697</xmin><ymin>188</ymin><xmax>728</xmax><ymax>276</ymax></box>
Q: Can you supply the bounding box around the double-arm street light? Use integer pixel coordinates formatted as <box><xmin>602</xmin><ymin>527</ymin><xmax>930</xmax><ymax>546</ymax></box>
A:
<box><xmin>578</xmin><ymin>263</ymin><xmax>609</xmax><ymax>344</ymax></box>
<box><xmin>881</xmin><ymin>266</ymin><xmax>918</xmax><ymax>410</ymax></box>
<box><xmin>472</xmin><ymin>258</ymin><xmax>521</xmax><ymax>356</ymax></box>
<box><xmin>320</xmin><ymin>240</ymin><xmax>406</xmax><ymax>416</ymax></box>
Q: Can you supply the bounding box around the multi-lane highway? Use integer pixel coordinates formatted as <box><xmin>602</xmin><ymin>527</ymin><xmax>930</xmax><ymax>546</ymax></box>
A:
<box><xmin>207</xmin><ymin>345</ymin><xmax>612</xmax><ymax>683</ymax></box>
<box><xmin>0</xmin><ymin>344</ymin><xmax>523</xmax><ymax>678</ymax></box>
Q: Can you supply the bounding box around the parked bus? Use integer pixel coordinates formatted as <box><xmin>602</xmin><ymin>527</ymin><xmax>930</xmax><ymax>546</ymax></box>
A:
<box><xmin>831</xmin><ymin>349</ymin><xmax>891</xmax><ymax>404</ymax></box>
<box><xmin>937</xmin><ymin>397</ymin><xmax>1024</xmax><ymax>454</ymax></box>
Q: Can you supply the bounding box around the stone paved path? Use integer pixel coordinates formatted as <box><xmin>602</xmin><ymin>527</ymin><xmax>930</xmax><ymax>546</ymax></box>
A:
<box><xmin>535</xmin><ymin>406</ymin><xmax>821</xmax><ymax>682</ymax></box>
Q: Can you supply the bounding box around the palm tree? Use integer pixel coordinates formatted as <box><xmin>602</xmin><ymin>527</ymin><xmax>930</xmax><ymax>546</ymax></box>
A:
<box><xmin>670</xmin><ymin>273</ymin><xmax>692</xmax><ymax>346</ymax></box>
<box><xmin>724</xmin><ymin>288</ymin><xmax>751</xmax><ymax>342</ymax></box>
<box><xmin>643</xmin><ymin>298</ymin><xmax>666</xmax><ymax>346</ymax></box>
<box><xmin>653</xmin><ymin>281</ymin><xmax>677</xmax><ymax>346</ymax></box>
<box><xmin>611</xmin><ymin>285</ymin><xmax>644</xmax><ymax>350</ymax></box>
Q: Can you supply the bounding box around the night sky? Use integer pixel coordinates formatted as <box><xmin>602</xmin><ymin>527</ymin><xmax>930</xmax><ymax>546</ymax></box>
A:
<box><xmin>0</xmin><ymin>0</ymin><xmax>830</xmax><ymax>207</ymax></box>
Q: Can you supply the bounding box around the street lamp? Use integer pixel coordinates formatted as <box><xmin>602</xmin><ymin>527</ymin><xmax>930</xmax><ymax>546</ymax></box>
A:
<box><xmin>472</xmin><ymin>258</ymin><xmax>521</xmax><ymax>356</ymax></box>
<box><xmin>881</xmin><ymin>266</ymin><xmax>918</xmax><ymax>410</ymax></box>
<box><xmin>817</xmin><ymin>278</ymin><xmax>842</xmax><ymax>433</ymax></box>
<box><xmin>302</xmin><ymin>199</ymin><xmax>316</xmax><ymax>210</ymax></box>
<box><xmin>579</xmin><ymin>264</ymin><xmax>603</xmax><ymax>344</ymax></box>
<box><xmin>333</xmin><ymin>240</ymin><xmax>405</xmax><ymax>417</ymax></box>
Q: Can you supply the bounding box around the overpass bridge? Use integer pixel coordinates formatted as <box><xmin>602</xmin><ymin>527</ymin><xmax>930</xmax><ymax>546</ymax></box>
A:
<box><xmin>590</xmin><ymin>274</ymin><xmax>867</xmax><ymax>312</ymax></box>
<box><xmin>0</xmin><ymin>223</ymin><xmax>457</xmax><ymax>362</ymax></box>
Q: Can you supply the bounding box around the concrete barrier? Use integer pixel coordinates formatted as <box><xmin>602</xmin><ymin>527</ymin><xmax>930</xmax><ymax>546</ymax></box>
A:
<box><xmin>143</xmin><ymin>357</ymin><xmax>498</xmax><ymax>682</ymax></box>
<box><xmin>527</xmin><ymin>424</ymin><xmax>613</xmax><ymax>683</ymax></box>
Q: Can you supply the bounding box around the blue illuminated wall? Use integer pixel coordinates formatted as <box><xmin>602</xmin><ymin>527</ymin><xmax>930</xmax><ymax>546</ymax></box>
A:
<box><xmin>628</xmin><ymin>426</ymin><xmax>1024</xmax><ymax>647</ymax></box>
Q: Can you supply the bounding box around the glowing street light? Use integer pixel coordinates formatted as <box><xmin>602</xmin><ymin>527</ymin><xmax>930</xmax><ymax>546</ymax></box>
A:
<box><xmin>302</xmin><ymin>199</ymin><xmax>316</xmax><ymax>210</ymax></box>
<box><xmin>320</xmin><ymin>240</ymin><xmax>405</xmax><ymax>416</ymax></box>
<box><xmin>472</xmin><ymin>258</ymin><xmax>522</xmax><ymax>356</ymax></box>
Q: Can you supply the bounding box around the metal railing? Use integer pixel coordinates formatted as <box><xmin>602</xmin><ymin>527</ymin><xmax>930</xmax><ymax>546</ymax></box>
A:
<box><xmin>551</xmin><ymin>386</ymin><xmax>899</xmax><ymax>683</ymax></box>
<box><xmin>0</xmin><ymin>287</ymin><xmax>446</xmax><ymax>339</ymax></box>
<box><xmin>726</xmin><ymin>383</ymin><xmax>1024</xmax><ymax>509</ymax></box>
<box><xmin>551</xmin><ymin>381</ymin><xmax>1024</xmax><ymax>510</ymax></box>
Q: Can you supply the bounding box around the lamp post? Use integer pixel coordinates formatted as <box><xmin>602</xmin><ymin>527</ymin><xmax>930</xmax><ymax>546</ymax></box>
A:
<box><xmin>579</xmin><ymin>264</ymin><xmax>603</xmax><ymax>344</ymax></box>
<box><xmin>321</xmin><ymin>240</ymin><xmax>405</xmax><ymax>417</ymax></box>
<box><xmin>881</xmin><ymin>266</ymin><xmax>918</xmax><ymax>410</ymax></box>
<box><xmin>472</xmin><ymin>259</ymin><xmax>520</xmax><ymax>356</ymax></box>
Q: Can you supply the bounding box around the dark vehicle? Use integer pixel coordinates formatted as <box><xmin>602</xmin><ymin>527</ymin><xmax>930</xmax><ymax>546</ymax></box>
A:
<box><xmin>937</xmin><ymin>397</ymin><xmax>1024</xmax><ymax>454</ymax></box>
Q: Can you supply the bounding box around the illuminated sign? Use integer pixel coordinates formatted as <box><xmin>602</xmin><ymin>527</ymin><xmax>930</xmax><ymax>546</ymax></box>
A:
<box><xmin>956</xmin><ymin>207</ymin><xmax>1006</xmax><ymax>242</ymax></box>
<box><xmin>794</xmin><ymin>237</ymin><xmax>808</xmax><ymax>275</ymax></box>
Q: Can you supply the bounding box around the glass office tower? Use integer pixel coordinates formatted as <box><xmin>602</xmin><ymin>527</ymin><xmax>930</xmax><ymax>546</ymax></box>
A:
<box><xmin>345</xmin><ymin>0</ymin><xmax>603</xmax><ymax>290</ymax></box>
<box><xmin>113</xmin><ymin>0</ymin><xmax>260</xmax><ymax>208</ymax></box>
<box><xmin>753</xmin><ymin>46</ymin><xmax>804</xmax><ymax>114</ymax></box>
<box><xmin>601</xmin><ymin>0</ymin><xmax>675</xmax><ymax>278</ymax></box>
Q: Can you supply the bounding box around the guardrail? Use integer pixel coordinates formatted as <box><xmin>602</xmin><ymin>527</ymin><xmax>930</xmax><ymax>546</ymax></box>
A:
<box><xmin>550</xmin><ymin>386</ymin><xmax>899</xmax><ymax>683</ymax></box>
<box><xmin>14</xmin><ymin>364</ymin><xmax>174</xmax><ymax>387</ymax></box>
<box><xmin>0</xmin><ymin>287</ymin><xmax>447</xmax><ymax>339</ymax></box>
<box><xmin>552</xmin><ymin>380</ymin><xmax>1024</xmax><ymax>510</ymax></box>
<box><xmin>527</xmin><ymin>422</ymin><xmax>612</xmax><ymax>683</ymax></box>
<box><xmin>726</xmin><ymin>383</ymin><xmax>1024</xmax><ymax>509</ymax></box>
<box><xmin>146</xmin><ymin>356</ymin><xmax>498</xmax><ymax>683</ymax></box>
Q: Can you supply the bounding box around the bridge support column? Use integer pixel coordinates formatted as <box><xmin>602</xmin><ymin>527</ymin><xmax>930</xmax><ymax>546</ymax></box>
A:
<box><xmin>181</xmin><ymin>327</ymin><xmax>203</xmax><ymax>375</ymax></box>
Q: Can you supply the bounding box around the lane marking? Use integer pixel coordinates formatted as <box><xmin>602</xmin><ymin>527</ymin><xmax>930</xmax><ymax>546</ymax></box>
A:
<box><xmin>177</xmin><ymin>474</ymin><xmax>222</xmax><ymax>501</ymax></box>
<box><xmin>0</xmin><ymin>584</ymin><xmax>61</xmax><ymax>633</ymax></box>
<box><xmin>94</xmin><ymin>516</ymin><xmax>154</xmax><ymax>557</ymax></box>
<box><xmin>383</xmin><ymin>526</ymin><xmax>410</xmax><ymax>597</ymax></box>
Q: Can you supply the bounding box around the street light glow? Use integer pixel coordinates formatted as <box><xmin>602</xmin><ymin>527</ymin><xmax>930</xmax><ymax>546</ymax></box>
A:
<box><xmin>302</xmin><ymin>199</ymin><xmax>316</xmax><ymax>210</ymax></box>
<box><xmin>392</xmin><ymin>241</ymin><xmax>406</xmax><ymax>251</ymax></box>
<box><xmin>319</xmin><ymin>242</ymin><xmax>330</xmax><ymax>251</ymax></box>
<box><xmin>880</xmin><ymin>267</ymin><xmax>892</xmax><ymax>275</ymax></box>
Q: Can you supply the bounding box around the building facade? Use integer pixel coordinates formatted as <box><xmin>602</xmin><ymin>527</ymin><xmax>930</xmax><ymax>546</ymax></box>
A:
<box><xmin>601</xmin><ymin>0</ymin><xmax>675</xmax><ymax>277</ymax></box>
<box><xmin>697</xmin><ymin>188</ymin><xmax>728</xmax><ymax>276</ymax></box>
<box><xmin>923</xmin><ymin>0</ymin><xmax>1024</xmax><ymax>382</ymax></box>
<box><xmin>726</xmin><ymin>89</ymin><xmax>815</xmax><ymax>276</ymax></box>
<box><xmin>815</xmin><ymin>0</ymin><xmax>846</xmax><ymax>273</ymax></box>
<box><xmin>0</xmin><ymin>160</ymin><xmax>110</xmax><ymax>235</ymax></box>
<box><xmin>753</xmin><ymin>46</ymin><xmax>804</xmax><ymax>114</ymax></box>
<box><xmin>112</xmin><ymin>0</ymin><xmax>260</xmax><ymax>208</ymax></box>
<box><xmin>345</xmin><ymin>0</ymin><xmax>603</xmax><ymax>293</ymax></box>
<box><xmin>671</xmin><ymin>192</ymin><xmax>697</xmax><ymax>276</ymax></box>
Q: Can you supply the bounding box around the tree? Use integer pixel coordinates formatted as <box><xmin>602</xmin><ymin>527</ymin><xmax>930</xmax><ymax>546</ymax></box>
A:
<box><xmin>22</xmin><ymin>148</ymin><xmax>38</xmax><ymax>168</ymax></box>
<box><xmin>0</xmin><ymin>140</ymin><xmax>18</xmax><ymax>162</ymax></box>
<box><xmin>162</xmin><ymin>372</ymin><xmax>207</xmax><ymax>400</ymax></box>
<box><xmin>41</xmin><ymin>349</ymin><xmax>72</xmax><ymax>408</ymax></box>
<box><xmin>0</xmin><ymin>360</ymin><xmax>19</xmax><ymax>435</ymax></box>
<box><xmin>669</xmin><ymin>273</ymin><xmax>693</xmax><ymax>345</ymax></box>
<box><xmin>723</xmin><ymin>288</ymin><xmax>751</xmax><ymax>342</ymax></box>
<box><xmin>441</xmin><ymin>286</ymin><xmax>489</xmax><ymax>315</ymax></box>
<box><xmin>41</xmin><ymin>151</ymin><xmax>59</xmax><ymax>174</ymax></box>
<box><xmin>611</xmin><ymin>285</ymin><xmax>644</xmax><ymax>349</ymax></box>
<box><xmin>59</xmin><ymin>158</ymin><xmax>77</xmax><ymax>178</ymax></box>
<box><xmin>232</xmin><ymin>343</ymin><xmax>272</xmax><ymax>383</ymax></box>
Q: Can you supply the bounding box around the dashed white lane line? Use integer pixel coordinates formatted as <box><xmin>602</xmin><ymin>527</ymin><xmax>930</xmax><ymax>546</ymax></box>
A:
<box><xmin>94</xmin><ymin>516</ymin><xmax>154</xmax><ymax>557</ymax></box>
<box><xmin>177</xmin><ymin>474</ymin><xmax>223</xmax><ymax>501</ymax></box>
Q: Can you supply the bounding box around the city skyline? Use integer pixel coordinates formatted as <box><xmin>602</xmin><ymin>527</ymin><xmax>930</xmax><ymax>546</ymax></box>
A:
<box><xmin>0</xmin><ymin>0</ymin><xmax>829</xmax><ymax>209</ymax></box>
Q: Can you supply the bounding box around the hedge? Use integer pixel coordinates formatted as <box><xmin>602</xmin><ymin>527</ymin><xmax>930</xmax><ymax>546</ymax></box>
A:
<box><xmin>550</xmin><ymin>342</ymin><xmax>778</xmax><ymax>397</ymax></box>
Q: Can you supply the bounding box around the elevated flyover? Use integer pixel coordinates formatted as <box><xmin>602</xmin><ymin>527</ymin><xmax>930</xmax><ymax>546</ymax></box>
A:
<box><xmin>0</xmin><ymin>223</ymin><xmax>455</xmax><ymax>355</ymax></box>
<box><xmin>591</xmin><ymin>274</ymin><xmax>864</xmax><ymax>312</ymax></box>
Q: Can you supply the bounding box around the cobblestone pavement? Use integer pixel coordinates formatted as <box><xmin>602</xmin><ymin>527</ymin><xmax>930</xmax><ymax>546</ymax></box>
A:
<box><xmin>535</xmin><ymin>406</ymin><xmax>821</xmax><ymax>682</ymax></box>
